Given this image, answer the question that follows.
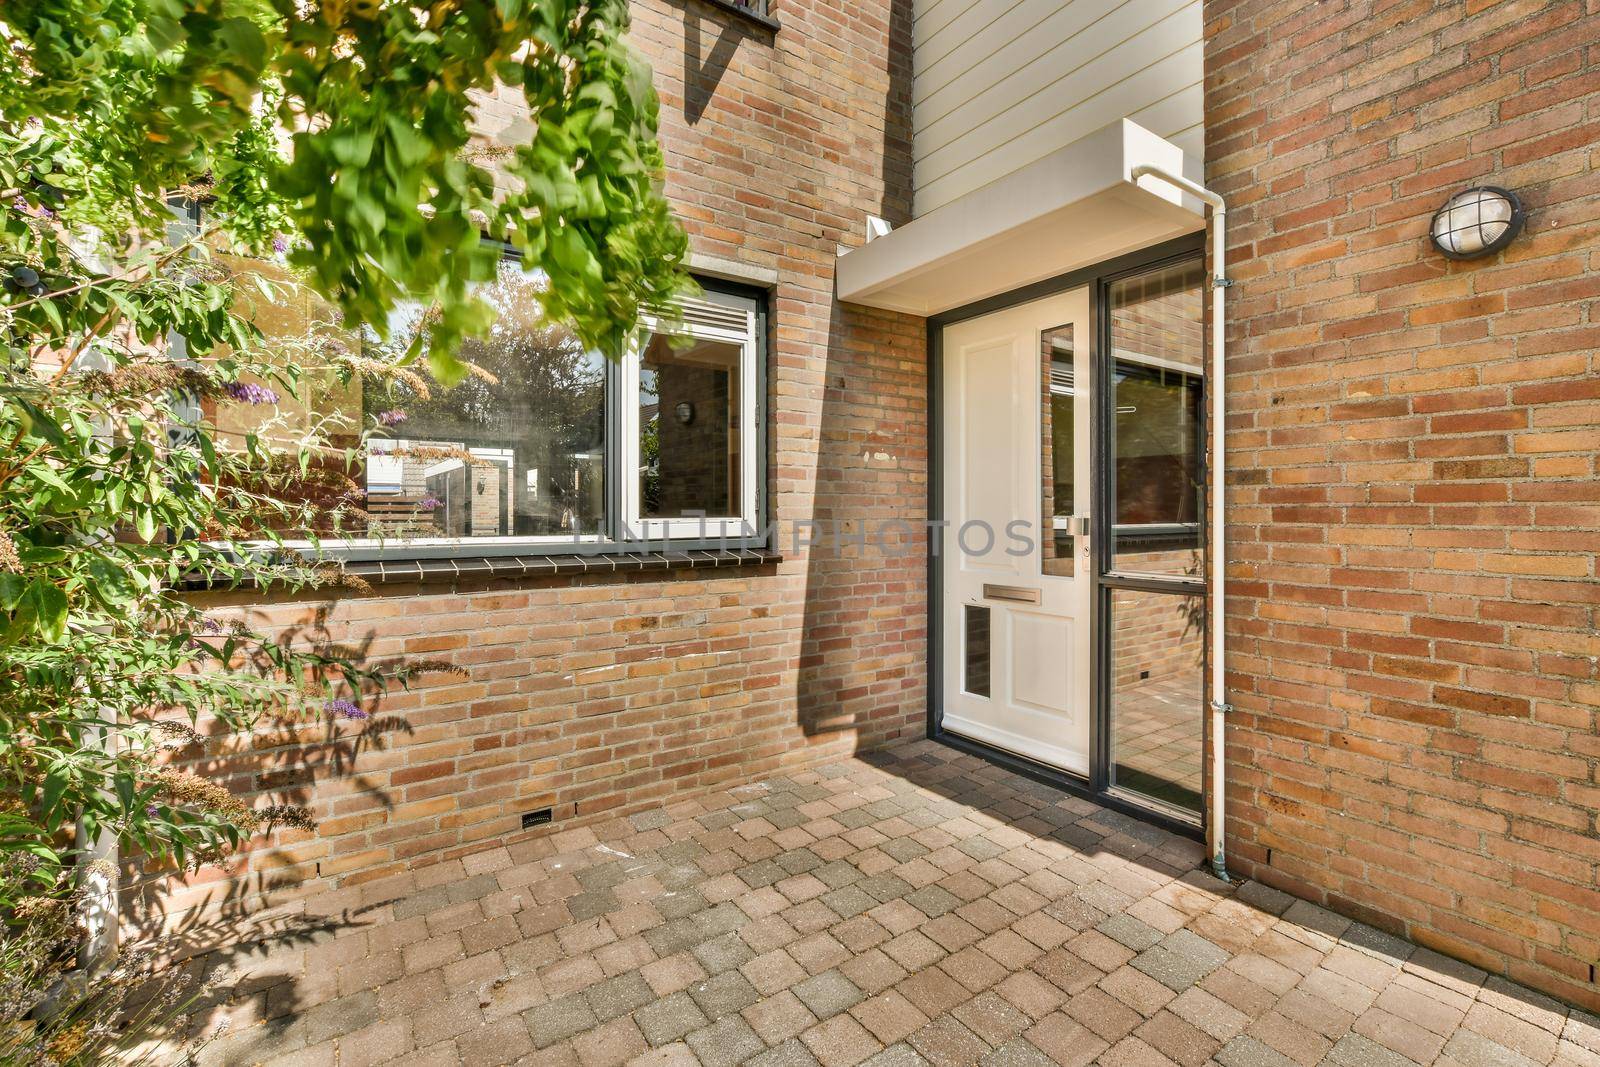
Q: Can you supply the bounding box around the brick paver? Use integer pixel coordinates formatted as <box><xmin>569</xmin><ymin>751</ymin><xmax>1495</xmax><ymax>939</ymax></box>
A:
<box><xmin>187</xmin><ymin>742</ymin><xmax>1593</xmax><ymax>1066</ymax></box>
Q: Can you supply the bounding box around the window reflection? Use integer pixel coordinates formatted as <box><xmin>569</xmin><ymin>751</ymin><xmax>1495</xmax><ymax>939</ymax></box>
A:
<box><xmin>964</xmin><ymin>605</ymin><xmax>992</xmax><ymax>698</ymax></box>
<box><xmin>210</xmin><ymin>252</ymin><xmax>608</xmax><ymax>541</ymax></box>
<box><xmin>1109</xmin><ymin>261</ymin><xmax>1206</xmax><ymax>577</ymax></box>
<box><xmin>639</xmin><ymin>335</ymin><xmax>742</xmax><ymax>520</ymax></box>
<box><xmin>1111</xmin><ymin>588</ymin><xmax>1204</xmax><ymax>815</ymax></box>
<box><xmin>1041</xmin><ymin>324</ymin><xmax>1075</xmax><ymax>577</ymax></box>
<box><xmin>363</xmin><ymin>259</ymin><xmax>607</xmax><ymax>538</ymax></box>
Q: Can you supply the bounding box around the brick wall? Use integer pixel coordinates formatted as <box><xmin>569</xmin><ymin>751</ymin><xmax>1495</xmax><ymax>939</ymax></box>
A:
<box><xmin>1208</xmin><ymin>0</ymin><xmax>1600</xmax><ymax>1010</ymax></box>
<box><xmin>143</xmin><ymin>0</ymin><xmax>924</xmax><ymax>933</ymax></box>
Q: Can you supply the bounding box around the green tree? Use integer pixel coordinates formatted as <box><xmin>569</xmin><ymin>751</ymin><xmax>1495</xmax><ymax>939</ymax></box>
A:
<box><xmin>0</xmin><ymin>0</ymin><xmax>688</xmax><ymax>1025</ymax></box>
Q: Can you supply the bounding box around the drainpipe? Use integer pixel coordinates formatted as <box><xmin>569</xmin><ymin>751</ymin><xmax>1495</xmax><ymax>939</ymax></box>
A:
<box><xmin>1129</xmin><ymin>164</ymin><xmax>1230</xmax><ymax>882</ymax></box>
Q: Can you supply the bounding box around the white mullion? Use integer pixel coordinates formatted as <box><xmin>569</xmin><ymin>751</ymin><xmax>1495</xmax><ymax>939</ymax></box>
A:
<box><xmin>621</xmin><ymin>335</ymin><xmax>644</xmax><ymax>542</ymax></box>
<box><xmin>741</xmin><ymin>308</ymin><xmax>758</xmax><ymax>533</ymax></box>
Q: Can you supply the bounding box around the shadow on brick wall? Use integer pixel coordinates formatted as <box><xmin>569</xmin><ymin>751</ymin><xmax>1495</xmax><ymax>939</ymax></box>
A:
<box><xmin>125</xmin><ymin>604</ymin><xmax>411</xmax><ymax>956</ymax></box>
<box><xmin>794</xmin><ymin>302</ymin><xmax>927</xmax><ymax>746</ymax></box>
<box><xmin>679</xmin><ymin>0</ymin><xmax>760</xmax><ymax>125</ymax></box>
<box><xmin>794</xmin><ymin>0</ymin><xmax>920</xmax><ymax>750</ymax></box>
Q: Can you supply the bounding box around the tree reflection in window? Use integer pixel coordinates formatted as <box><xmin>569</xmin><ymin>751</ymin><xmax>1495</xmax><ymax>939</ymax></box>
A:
<box><xmin>365</xmin><ymin>257</ymin><xmax>607</xmax><ymax>539</ymax></box>
<box><xmin>1108</xmin><ymin>260</ymin><xmax>1206</xmax><ymax>578</ymax></box>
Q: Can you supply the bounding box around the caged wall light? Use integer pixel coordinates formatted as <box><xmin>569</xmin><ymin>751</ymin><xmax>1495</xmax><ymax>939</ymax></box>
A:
<box><xmin>1429</xmin><ymin>186</ymin><xmax>1524</xmax><ymax>260</ymax></box>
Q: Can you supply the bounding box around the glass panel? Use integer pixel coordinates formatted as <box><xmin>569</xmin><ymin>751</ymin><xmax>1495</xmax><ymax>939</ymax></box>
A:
<box><xmin>1040</xmin><ymin>323</ymin><xmax>1075</xmax><ymax>578</ymax></box>
<box><xmin>211</xmin><ymin>251</ymin><xmax>607</xmax><ymax>540</ymax></box>
<box><xmin>366</xmin><ymin>261</ymin><xmax>607</xmax><ymax>538</ymax></box>
<box><xmin>1110</xmin><ymin>588</ymin><xmax>1204</xmax><ymax>815</ymax></box>
<box><xmin>963</xmin><ymin>605</ymin><xmax>991</xmax><ymax>698</ymax></box>
<box><xmin>640</xmin><ymin>334</ymin><xmax>742</xmax><ymax>520</ymax></box>
<box><xmin>1109</xmin><ymin>261</ymin><xmax>1205</xmax><ymax>577</ymax></box>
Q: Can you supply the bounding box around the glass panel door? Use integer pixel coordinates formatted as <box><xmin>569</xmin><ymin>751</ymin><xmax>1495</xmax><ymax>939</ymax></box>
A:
<box><xmin>1109</xmin><ymin>260</ymin><xmax>1206</xmax><ymax>579</ymax></box>
<box><xmin>1109</xmin><ymin>588</ymin><xmax>1205</xmax><ymax>813</ymax></box>
<box><xmin>1100</xmin><ymin>257</ymin><xmax>1208</xmax><ymax>819</ymax></box>
<box><xmin>1041</xmin><ymin>323</ymin><xmax>1078</xmax><ymax>579</ymax></box>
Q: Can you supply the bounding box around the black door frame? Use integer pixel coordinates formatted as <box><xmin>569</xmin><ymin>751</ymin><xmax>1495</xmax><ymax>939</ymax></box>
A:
<box><xmin>925</xmin><ymin>231</ymin><xmax>1207</xmax><ymax>840</ymax></box>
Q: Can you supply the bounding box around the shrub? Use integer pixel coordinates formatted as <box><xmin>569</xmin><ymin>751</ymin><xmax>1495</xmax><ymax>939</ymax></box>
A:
<box><xmin>0</xmin><ymin>0</ymin><xmax>687</xmax><ymax>1055</ymax></box>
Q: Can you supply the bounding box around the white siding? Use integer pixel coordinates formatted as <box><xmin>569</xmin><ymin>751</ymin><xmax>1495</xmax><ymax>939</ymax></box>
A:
<box><xmin>911</xmin><ymin>0</ymin><xmax>1204</xmax><ymax>215</ymax></box>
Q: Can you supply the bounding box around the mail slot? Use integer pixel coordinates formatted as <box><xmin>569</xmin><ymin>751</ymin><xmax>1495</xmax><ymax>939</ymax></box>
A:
<box><xmin>982</xmin><ymin>583</ymin><xmax>1041</xmax><ymax>604</ymax></box>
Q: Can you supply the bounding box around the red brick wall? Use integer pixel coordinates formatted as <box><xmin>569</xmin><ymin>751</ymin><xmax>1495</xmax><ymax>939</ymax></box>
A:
<box><xmin>1208</xmin><ymin>0</ymin><xmax>1600</xmax><ymax>1010</ymax></box>
<box><xmin>143</xmin><ymin>0</ymin><xmax>924</xmax><ymax>932</ymax></box>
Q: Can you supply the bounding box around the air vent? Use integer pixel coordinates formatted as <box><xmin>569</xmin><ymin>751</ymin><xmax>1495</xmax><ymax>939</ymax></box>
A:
<box><xmin>521</xmin><ymin>807</ymin><xmax>553</xmax><ymax>830</ymax></box>
<box><xmin>648</xmin><ymin>295</ymin><xmax>752</xmax><ymax>337</ymax></box>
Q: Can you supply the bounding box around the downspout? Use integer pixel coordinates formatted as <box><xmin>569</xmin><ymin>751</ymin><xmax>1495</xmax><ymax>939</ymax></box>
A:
<box><xmin>1129</xmin><ymin>164</ymin><xmax>1230</xmax><ymax>881</ymax></box>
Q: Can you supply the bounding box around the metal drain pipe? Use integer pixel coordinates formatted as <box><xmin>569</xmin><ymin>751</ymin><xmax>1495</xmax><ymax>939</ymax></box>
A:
<box><xmin>1130</xmin><ymin>164</ymin><xmax>1230</xmax><ymax>881</ymax></box>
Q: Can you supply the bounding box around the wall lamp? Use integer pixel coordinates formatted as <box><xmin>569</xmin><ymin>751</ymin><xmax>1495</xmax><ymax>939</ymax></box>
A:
<box><xmin>1429</xmin><ymin>186</ymin><xmax>1524</xmax><ymax>260</ymax></box>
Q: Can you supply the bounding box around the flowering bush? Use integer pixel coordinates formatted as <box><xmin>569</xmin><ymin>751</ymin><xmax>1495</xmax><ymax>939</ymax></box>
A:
<box><xmin>0</xmin><ymin>859</ymin><xmax>216</xmax><ymax>1066</ymax></box>
<box><xmin>0</xmin><ymin>0</ymin><xmax>687</xmax><ymax>1053</ymax></box>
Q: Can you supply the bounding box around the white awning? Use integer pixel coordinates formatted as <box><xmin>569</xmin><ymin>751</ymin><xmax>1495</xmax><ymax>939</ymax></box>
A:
<box><xmin>836</xmin><ymin>120</ymin><xmax>1205</xmax><ymax>316</ymax></box>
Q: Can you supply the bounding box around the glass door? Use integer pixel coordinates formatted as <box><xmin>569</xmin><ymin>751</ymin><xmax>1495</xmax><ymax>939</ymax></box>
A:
<box><xmin>1097</xmin><ymin>257</ymin><xmax>1208</xmax><ymax>821</ymax></box>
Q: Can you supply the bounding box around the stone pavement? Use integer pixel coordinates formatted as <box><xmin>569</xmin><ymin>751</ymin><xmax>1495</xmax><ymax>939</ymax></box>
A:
<box><xmin>186</xmin><ymin>741</ymin><xmax>1600</xmax><ymax>1066</ymax></box>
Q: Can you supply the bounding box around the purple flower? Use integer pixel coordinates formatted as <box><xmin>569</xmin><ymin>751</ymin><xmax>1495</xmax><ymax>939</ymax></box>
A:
<box><xmin>9</xmin><ymin>197</ymin><xmax>54</xmax><ymax>221</ymax></box>
<box><xmin>272</xmin><ymin>234</ymin><xmax>290</xmax><ymax>254</ymax></box>
<box><xmin>417</xmin><ymin>497</ymin><xmax>443</xmax><ymax>510</ymax></box>
<box><xmin>224</xmin><ymin>381</ymin><xmax>279</xmax><ymax>405</ymax></box>
<box><xmin>325</xmin><ymin>698</ymin><xmax>367</xmax><ymax>720</ymax></box>
<box><xmin>377</xmin><ymin>409</ymin><xmax>408</xmax><ymax>426</ymax></box>
<box><xmin>146</xmin><ymin>804</ymin><xmax>160</xmax><ymax>817</ymax></box>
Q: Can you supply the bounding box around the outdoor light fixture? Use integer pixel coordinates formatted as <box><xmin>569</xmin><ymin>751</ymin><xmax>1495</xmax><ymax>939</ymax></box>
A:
<box><xmin>1429</xmin><ymin>186</ymin><xmax>1524</xmax><ymax>260</ymax></box>
<box><xmin>675</xmin><ymin>401</ymin><xmax>695</xmax><ymax>425</ymax></box>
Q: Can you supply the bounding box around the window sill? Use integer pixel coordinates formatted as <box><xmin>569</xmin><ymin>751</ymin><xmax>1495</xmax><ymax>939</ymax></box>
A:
<box><xmin>701</xmin><ymin>0</ymin><xmax>779</xmax><ymax>33</ymax></box>
<box><xmin>182</xmin><ymin>547</ymin><xmax>782</xmax><ymax>592</ymax></box>
<box><xmin>342</xmin><ymin>546</ymin><xmax>782</xmax><ymax>586</ymax></box>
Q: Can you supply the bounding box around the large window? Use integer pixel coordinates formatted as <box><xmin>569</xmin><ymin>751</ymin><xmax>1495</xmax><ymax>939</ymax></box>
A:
<box><xmin>206</xmin><ymin>237</ymin><xmax>764</xmax><ymax>557</ymax></box>
<box><xmin>363</xmin><ymin>261</ymin><xmax>610</xmax><ymax>543</ymax></box>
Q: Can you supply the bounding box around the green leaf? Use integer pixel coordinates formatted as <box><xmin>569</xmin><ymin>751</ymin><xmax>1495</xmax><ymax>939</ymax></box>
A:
<box><xmin>40</xmin><ymin>765</ymin><xmax>69</xmax><ymax>832</ymax></box>
<box><xmin>31</xmin><ymin>581</ymin><xmax>69</xmax><ymax>643</ymax></box>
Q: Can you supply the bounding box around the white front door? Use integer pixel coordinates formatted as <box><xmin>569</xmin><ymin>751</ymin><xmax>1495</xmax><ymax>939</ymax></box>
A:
<box><xmin>941</xmin><ymin>288</ymin><xmax>1093</xmax><ymax>776</ymax></box>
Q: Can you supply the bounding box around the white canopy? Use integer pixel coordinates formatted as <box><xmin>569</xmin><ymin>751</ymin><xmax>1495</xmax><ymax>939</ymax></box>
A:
<box><xmin>836</xmin><ymin>120</ymin><xmax>1205</xmax><ymax>316</ymax></box>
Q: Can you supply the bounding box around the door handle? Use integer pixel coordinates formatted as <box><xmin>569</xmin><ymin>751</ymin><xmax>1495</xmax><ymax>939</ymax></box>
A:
<box><xmin>1070</xmin><ymin>515</ymin><xmax>1090</xmax><ymax>537</ymax></box>
<box><xmin>983</xmin><ymin>583</ymin><xmax>1041</xmax><ymax>604</ymax></box>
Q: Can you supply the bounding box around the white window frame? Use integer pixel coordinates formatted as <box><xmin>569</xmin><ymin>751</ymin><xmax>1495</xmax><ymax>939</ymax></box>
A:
<box><xmin>189</xmin><ymin>214</ymin><xmax>767</xmax><ymax>559</ymax></box>
<box><xmin>620</xmin><ymin>289</ymin><xmax>760</xmax><ymax>543</ymax></box>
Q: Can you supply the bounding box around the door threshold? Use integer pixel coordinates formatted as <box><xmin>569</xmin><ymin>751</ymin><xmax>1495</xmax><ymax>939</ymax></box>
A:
<box><xmin>1103</xmin><ymin>785</ymin><xmax>1202</xmax><ymax>831</ymax></box>
<box><xmin>941</xmin><ymin>715</ymin><xmax>1089</xmax><ymax>780</ymax></box>
<box><xmin>932</xmin><ymin>729</ymin><xmax>1204</xmax><ymax>842</ymax></box>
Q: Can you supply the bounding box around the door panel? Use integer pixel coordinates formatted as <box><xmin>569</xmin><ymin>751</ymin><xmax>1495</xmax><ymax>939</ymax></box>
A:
<box><xmin>941</xmin><ymin>288</ymin><xmax>1092</xmax><ymax>776</ymax></box>
<box><xmin>957</xmin><ymin>337</ymin><xmax>1025</xmax><ymax>574</ymax></box>
<box><xmin>1010</xmin><ymin>612</ymin><xmax>1073</xmax><ymax>713</ymax></box>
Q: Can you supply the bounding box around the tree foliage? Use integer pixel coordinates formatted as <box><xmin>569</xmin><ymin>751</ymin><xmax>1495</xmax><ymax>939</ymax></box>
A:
<box><xmin>0</xmin><ymin>0</ymin><xmax>687</xmax><ymax>983</ymax></box>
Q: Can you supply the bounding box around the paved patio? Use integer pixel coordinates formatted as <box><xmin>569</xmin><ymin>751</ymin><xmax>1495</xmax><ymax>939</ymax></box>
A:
<box><xmin>189</xmin><ymin>741</ymin><xmax>1600</xmax><ymax>1067</ymax></box>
